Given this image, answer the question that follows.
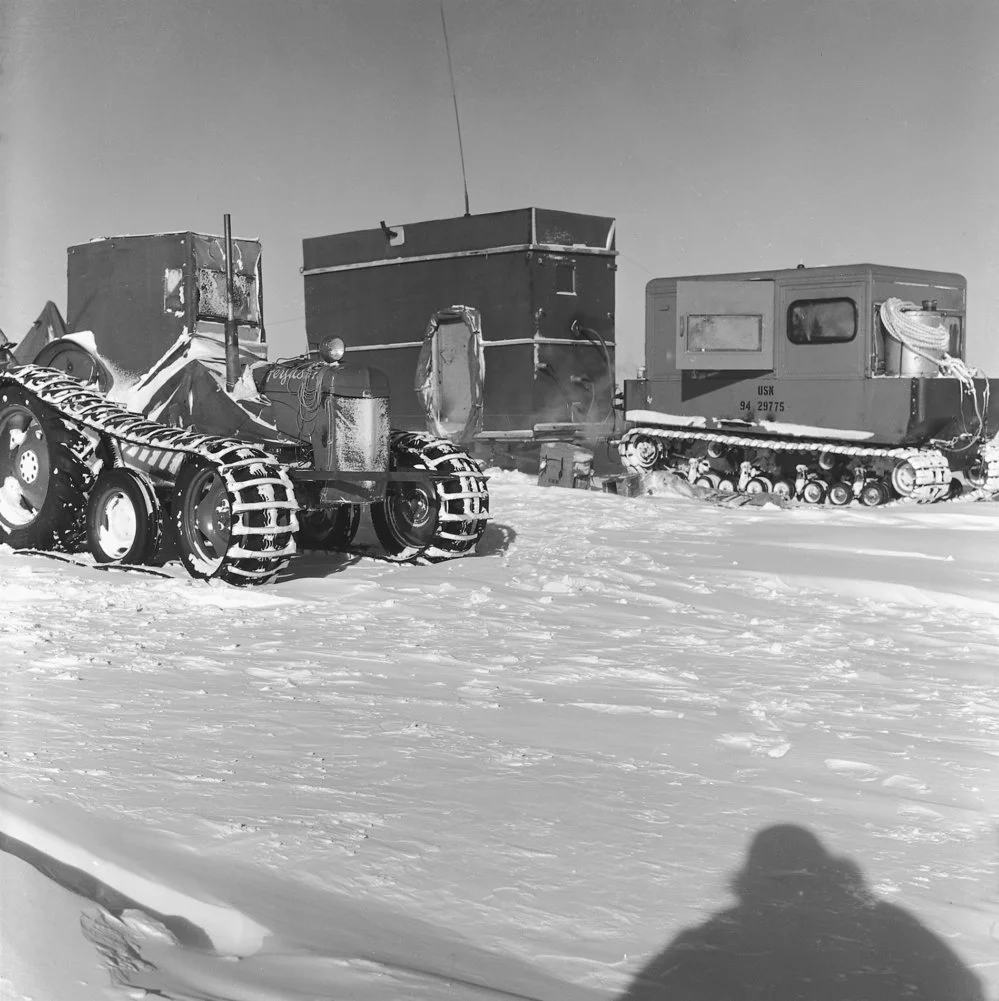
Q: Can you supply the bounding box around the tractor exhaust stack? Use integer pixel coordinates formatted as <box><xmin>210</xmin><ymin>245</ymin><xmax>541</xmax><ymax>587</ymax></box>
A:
<box><xmin>223</xmin><ymin>213</ymin><xmax>239</xmax><ymax>391</ymax></box>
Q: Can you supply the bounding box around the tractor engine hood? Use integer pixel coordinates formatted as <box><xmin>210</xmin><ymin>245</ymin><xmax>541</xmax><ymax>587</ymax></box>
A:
<box><xmin>255</xmin><ymin>357</ymin><xmax>390</xmax><ymax>404</ymax></box>
<box><xmin>255</xmin><ymin>358</ymin><xmax>391</xmax><ymax>493</ymax></box>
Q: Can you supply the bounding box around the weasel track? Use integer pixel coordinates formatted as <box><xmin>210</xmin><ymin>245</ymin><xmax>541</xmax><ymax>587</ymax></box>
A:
<box><xmin>619</xmin><ymin>425</ymin><xmax>997</xmax><ymax>504</ymax></box>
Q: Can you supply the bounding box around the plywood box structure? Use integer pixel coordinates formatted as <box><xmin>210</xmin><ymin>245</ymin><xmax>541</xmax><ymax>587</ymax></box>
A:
<box><xmin>301</xmin><ymin>208</ymin><xmax>617</xmax><ymax>457</ymax></box>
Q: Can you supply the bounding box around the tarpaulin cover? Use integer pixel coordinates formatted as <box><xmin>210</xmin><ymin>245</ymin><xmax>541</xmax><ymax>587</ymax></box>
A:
<box><xmin>14</xmin><ymin>302</ymin><xmax>69</xmax><ymax>364</ymax></box>
<box><xmin>142</xmin><ymin>359</ymin><xmax>285</xmax><ymax>444</ymax></box>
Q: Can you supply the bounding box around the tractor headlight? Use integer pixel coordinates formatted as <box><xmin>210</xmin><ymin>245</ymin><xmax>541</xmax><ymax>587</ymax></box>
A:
<box><xmin>319</xmin><ymin>336</ymin><xmax>346</xmax><ymax>363</ymax></box>
<box><xmin>891</xmin><ymin>460</ymin><xmax>917</xmax><ymax>496</ymax></box>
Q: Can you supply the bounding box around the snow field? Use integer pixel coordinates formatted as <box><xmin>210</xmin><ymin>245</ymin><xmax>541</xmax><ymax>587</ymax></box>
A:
<box><xmin>1</xmin><ymin>470</ymin><xmax>997</xmax><ymax>998</ymax></box>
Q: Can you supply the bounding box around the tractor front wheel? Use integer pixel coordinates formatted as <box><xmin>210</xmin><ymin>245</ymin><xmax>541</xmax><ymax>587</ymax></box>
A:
<box><xmin>372</xmin><ymin>475</ymin><xmax>440</xmax><ymax>561</ymax></box>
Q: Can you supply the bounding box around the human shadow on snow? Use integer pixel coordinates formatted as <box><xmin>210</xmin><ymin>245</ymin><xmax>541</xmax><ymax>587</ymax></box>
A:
<box><xmin>619</xmin><ymin>823</ymin><xmax>985</xmax><ymax>1001</ymax></box>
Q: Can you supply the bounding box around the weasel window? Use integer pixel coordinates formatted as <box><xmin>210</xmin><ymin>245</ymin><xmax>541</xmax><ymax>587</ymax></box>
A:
<box><xmin>788</xmin><ymin>298</ymin><xmax>857</xmax><ymax>345</ymax></box>
<box><xmin>687</xmin><ymin>314</ymin><xmax>763</xmax><ymax>352</ymax></box>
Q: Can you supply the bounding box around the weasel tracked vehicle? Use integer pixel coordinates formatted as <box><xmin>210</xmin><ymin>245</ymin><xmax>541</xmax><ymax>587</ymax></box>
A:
<box><xmin>619</xmin><ymin>264</ymin><xmax>999</xmax><ymax>505</ymax></box>
<box><xmin>0</xmin><ymin>224</ymin><xmax>488</xmax><ymax>583</ymax></box>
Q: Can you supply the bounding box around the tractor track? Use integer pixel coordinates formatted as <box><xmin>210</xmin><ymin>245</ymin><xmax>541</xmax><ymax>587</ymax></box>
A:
<box><xmin>2</xmin><ymin>366</ymin><xmax>299</xmax><ymax>586</ymax></box>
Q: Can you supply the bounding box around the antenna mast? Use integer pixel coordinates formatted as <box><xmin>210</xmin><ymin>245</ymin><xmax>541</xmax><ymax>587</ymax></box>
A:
<box><xmin>440</xmin><ymin>0</ymin><xmax>471</xmax><ymax>217</ymax></box>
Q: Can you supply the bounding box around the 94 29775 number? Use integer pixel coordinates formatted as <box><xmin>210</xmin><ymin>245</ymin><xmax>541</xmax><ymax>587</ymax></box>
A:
<box><xmin>740</xmin><ymin>400</ymin><xmax>785</xmax><ymax>413</ymax></box>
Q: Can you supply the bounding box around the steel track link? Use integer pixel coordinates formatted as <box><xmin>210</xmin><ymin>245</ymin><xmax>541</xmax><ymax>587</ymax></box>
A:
<box><xmin>618</xmin><ymin>424</ymin><xmax>983</xmax><ymax>505</ymax></box>
<box><xmin>3</xmin><ymin>366</ymin><xmax>299</xmax><ymax>584</ymax></box>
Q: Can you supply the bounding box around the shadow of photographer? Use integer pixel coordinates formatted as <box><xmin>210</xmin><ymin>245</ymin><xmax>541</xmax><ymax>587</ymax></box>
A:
<box><xmin>620</xmin><ymin>824</ymin><xmax>984</xmax><ymax>1001</ymax></box>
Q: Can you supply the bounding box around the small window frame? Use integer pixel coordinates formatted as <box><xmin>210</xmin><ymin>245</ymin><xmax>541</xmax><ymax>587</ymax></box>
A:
<box><xmin>195</xmin><ymin>268</ymin><xmax>260</xmax><ymax>324</ymax></box>
<box><xmin>676</xmin><ymin>280</ymin><xmax>775</xmax><ymax>371</ymax></box>
<box><xmin>787</xmin><ymin>297</ymin><xmax>858</xmax><ymax>346</ymax></box>
<box><xmin>555</xmin><ymin>262</ymin><xmax>577</xmax><ymax>296</ymax></box>
<box><xmin>686</xmin><ymin>313</ymin><xmax>763</xmax><ymax>353</ymax></box>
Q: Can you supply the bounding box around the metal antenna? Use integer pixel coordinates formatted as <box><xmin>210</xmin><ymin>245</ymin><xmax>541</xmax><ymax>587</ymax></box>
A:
<box><xmin>440</xmin><ymin>0</ymin><xmax>471</xmax><ymax>217</ymax></box>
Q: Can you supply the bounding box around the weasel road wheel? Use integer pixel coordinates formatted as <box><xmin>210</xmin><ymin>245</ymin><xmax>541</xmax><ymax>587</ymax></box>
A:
<box><xmin>859</xmin><ymin>479</ymin><xmax>890</xmax><ymax>507</ymax></box>
<box><xmin>827</xmin><ymin>481</ymin><xmax>853</xmax><ymax>506</ymax></box>
<box><xmin>0</xmin><ymin>384</ymin><xmax>95</xmax><ymax>550</ymax></box>
<box><xmin>801</xmin><ymin>479</ymin><xmax>826</xmax><ymax>504</ymax></box>
<box><xmin>296</xmin><ymin>504</ymin><xmax>360</xmax><ymax>552</ymax></box>
<box><xmin>371</xmin><ymin>431</ymin><xmax>489</xmax><ymax>563</ymax></box>
<box><xmin>86</xmin><ymin>468</ymin><xmax>160</xmax><ymax>564</ymax></box>
<box><xmin>744</xmin><ymin>476</ymin><xmax>771</xmax><ymax>495</ymax></box>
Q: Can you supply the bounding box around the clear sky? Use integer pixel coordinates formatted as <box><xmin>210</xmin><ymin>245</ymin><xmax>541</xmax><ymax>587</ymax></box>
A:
<box><xmin>2</xmin><ymin>0</ymin><xmax>998</xmax><ymax>379</ymax></box>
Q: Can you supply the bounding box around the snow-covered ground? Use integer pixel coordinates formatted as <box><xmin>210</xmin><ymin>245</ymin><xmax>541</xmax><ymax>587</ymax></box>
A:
<box><xmin>1</xmin><ymin>471</ymin><xmax>997</xmax><ymax>1000</ymax></box>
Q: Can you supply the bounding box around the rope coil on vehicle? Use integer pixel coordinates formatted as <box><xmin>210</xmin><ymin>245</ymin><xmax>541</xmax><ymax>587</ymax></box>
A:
<box><xmin>879</xmin><ymin>298</ymin><xmax>949</xmax><ymax>355</ymax></box>
<box><xmin>879</xmin><ymin>298</ymin><xmax>989</xmax><ymax>450</ymax></box>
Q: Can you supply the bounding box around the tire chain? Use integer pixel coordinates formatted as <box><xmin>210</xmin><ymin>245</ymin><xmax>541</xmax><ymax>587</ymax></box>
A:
<box><xmin>3</xmin><ymin>366</ymin><xmax>299</xmax><ymax>585</ymax></box>
<box><xmin>618</xmin><ymin>425</ymin><xmax>993</xmax><ymax>504</ymax></box>
<box><xmin>387</xmin><ymin>430</ymin><xmax>490</xmax><ymax>562</ymax></box>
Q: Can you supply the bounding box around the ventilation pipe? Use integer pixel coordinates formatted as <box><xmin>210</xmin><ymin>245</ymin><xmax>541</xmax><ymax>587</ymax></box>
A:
<box><xmin>223</xmin><ymin>213</ymin><xmax>239</xmax><ymax>391</ymax></box>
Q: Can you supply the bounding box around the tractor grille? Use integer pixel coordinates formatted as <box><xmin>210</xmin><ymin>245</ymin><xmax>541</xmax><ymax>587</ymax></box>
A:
<box><xmin>334</xmin><ymin>395</ymin><xmax>390</xmax><ymax>473</ymax></box>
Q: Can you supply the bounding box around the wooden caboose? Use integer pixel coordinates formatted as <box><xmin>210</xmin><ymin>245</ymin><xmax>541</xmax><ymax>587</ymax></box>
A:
<box><xmin>301</xmin><ymin>207</ymin><xmax>617</xmax><ymax>459</ymax></box>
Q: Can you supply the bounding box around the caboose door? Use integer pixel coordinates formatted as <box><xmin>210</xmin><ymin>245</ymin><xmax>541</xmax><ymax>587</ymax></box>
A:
<box><xmin>415</xmin><ymin>306</ymin><xmax>484</xmax><ymax>442</ymax></box>
<box><xmin>778</xmin><ymin>282</ymin><xmax>868</xmax><ymax>378</ymax></box>
<box><xmin>433</xmin><ymin>312</ymin><xmax>475</xmax><ymax>435</ymax></box>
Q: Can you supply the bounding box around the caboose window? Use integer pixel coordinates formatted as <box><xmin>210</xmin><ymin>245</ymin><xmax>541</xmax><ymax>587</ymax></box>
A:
<box><xmin>686</xmin><ymin>314</ymin><xmax>762</xmax><ymax>352</ymax></box>
<box><xmin>196</xmin><ymin>268</ymin><xmax>259</xmax><ymax>323</ymax></box>
<box><xmin>555</xmin><ymin>263</ymin><xmax>576</xmax><ymax>295</ymax></box>
<box><xmin>788</xmin><ymin>298</ymin><xmax>857</xmax><ymax>344</ymax></box>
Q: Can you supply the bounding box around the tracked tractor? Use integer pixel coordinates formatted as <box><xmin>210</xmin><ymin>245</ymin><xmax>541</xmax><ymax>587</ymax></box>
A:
<box><xmin>0</xmin><ymin>222</ymin><xmax>489</xmax><ymax>584</ymax></box>
<box><xmin>620</xmin><ymin>264</ymin><xmax>999</xmax><ymax>505</ymax></box>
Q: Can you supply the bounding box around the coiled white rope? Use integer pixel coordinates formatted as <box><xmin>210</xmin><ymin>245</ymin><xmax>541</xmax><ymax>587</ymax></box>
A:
<box><xmin>879</xmin><ymin>298</ymin><xmax>949</xmax><ymax>355</ymax></box>
<box><xmin>879</xmin><ymin>298</ymin><xmax>988</xmax><ymax>450</ymax></box>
